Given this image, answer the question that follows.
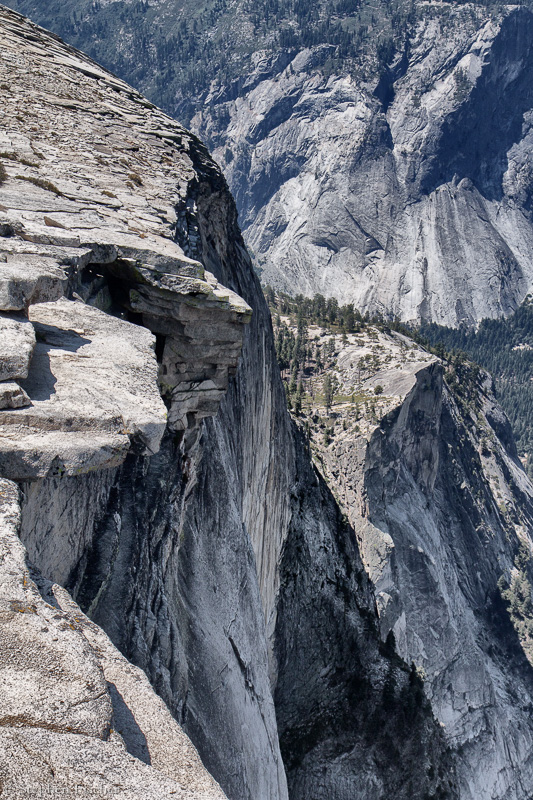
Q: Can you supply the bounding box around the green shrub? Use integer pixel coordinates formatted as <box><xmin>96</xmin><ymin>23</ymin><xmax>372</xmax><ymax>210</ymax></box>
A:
<box><xmin>15</xmin><ymin>175</ymin><xmax>62</xmax><ymax>195</ymax></box>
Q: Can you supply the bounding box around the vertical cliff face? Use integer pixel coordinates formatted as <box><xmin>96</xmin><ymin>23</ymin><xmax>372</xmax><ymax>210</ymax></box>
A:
<box><xmin>361</xmin><ymin>366</ymin><xmax>533</xmax><ymax>799</ymax></box>
<box><xmin>192</xmin><ymin>4</ymin><xmax>533</xmax><ymax>325</ymax></box>
<box><xmin>294</xmin><ymin>322</ymin><xmax>533</xmax><ymax>800</ymax></box>
<box><xmin>271</xmin><ymin>435</ymin><xmax>458</xmax><ymax>800</ymax></box>
<box><xmin>0</xmin><ymin>8</ymin><xmax>459</xmax><ymax>800</ymax></box>
<box><xmin>0</xmin><ymin>9</ymin><xmax>282</xmax><ymax>799</ymax></box>
<box><xmin>0</xmin><ymin>478</ymin><xmax>230</xmax><ymax>800</ymax></box>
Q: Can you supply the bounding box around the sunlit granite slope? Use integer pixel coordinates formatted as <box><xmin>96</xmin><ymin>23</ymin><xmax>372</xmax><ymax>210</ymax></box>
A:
<box><xmin>293</xmin><ymin>322</ymin><xmax>533</xmax><ymax>800</ymax></box>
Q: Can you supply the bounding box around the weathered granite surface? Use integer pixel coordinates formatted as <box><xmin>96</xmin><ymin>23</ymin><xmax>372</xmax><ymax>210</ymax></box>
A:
<box><xmin>0</xmin><ymin>477</ymin><xmax>228</xmax><ymax>800</ymax></box>
<box><xmin>0</xmin><ymin>316</ymin><xmax>35</xmax><ymax>381</ymax></box>
<box><xmin>0</xmin><ymin>0</ymin><xmax>251</xmax><ymax>476</ymax></box>
<box><xmin>0</xmin><ymin>380</ymin><xmax>30</xmax><ymax>409</ymax></box>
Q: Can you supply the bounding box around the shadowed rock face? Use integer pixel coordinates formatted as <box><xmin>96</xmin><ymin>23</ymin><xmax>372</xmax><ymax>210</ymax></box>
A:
<box><xmin>0</xmin><ymin>8</ymin><xmax>274</xmax><ymax>799</ymax></box>
<box><xmin>0</xmin><ymin>476</ymin><xmax>229</xmax><ymax>800</ymax></box>
<box><xmin>0</xmin><ymin>7</ymin><xmax>458</xmax><ymax>800</ymax></box>
<box><xmin>361</xmin><ymin>366</ymin><xmax>533</xmax><ymax>800</ymax></box>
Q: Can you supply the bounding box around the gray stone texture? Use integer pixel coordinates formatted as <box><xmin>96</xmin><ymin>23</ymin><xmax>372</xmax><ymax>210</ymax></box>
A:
<box><xmin>0</xmin><ymin>315</ymin><xmax>35</xmax><ymax>381</ymax></box>
<box><xmin>305</xmin><ymin>328</ymin><xmax>533</xmax><ymax>800</ymax></box>
<box><xmin>0</xmin><ymin>477</ymin><xmax>228</xmax><ymax>800</ymax></box>
<box><xmin>0</xmin><ymin>380</ymin><xmax>30</xmax><ymax>408</ymax></box>
<box><xmin>2</xmin><ymin>6</ymin><xmax>533</xmax><ymax>800</ymax></box>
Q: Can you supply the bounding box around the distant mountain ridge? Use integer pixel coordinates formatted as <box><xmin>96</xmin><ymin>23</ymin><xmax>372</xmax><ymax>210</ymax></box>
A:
<box><xmin>1</xmin><ymin>0</ymin><xmax>411</xmax><ymax>124</ymax></box>
<box><xmin>196</xmin><ymin>4</ymin><xmax>533</xmax><ymax>325</ymax></box>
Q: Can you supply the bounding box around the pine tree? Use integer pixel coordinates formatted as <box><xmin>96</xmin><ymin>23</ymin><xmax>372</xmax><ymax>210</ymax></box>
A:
<box><xmin>323</xmin><ymin>374</ymin><xmax>334</xmax><ymax>411</ymax></box>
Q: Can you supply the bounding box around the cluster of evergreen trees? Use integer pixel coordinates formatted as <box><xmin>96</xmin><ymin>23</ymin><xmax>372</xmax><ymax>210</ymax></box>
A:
<box><xmin>420</xmin><ymin>299</ymin><xmax>533</xmax><ymax>468</ymax></box>
<box><xmin>273</xmin><ymin>310</ymin><xmax>339</xmax><ymax>414</ymax></box>
<box><xmin>265</xmin><ymin>286</ymin><xmax>365</xmax><ymax>333</ymax></box>
<box><xmin>268</xmin><ymin>289</ymin><xmax>527</xmax><ymax>461</ymax></box>
<box><xmin>269</xmin><ymin>289</ymin><xmax>394</xmax><ymax>418</ymax></box>
<box><xmin>269</xmin><ymin>287</ymin><xmax>368</xmax><ymax>413</ymax></box>
<box><xmin>498</xmin><ymin>543</ymin><xmax>533</xmax><ymax>661</ymax></box>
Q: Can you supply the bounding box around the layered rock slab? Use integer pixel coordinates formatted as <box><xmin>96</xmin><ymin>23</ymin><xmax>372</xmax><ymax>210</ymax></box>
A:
<box><xmin>0</xmin><ymin>0</ymin><xmax>252</xmax><ymax>479</ymax></box>
<box><xmin>0</xmin><ymin>315</ymin><xmax>35</xmax><ymax>381</ymax></box>
<box><xmin>0</xmin><ymin>381</ymin><xmax>30</xmax><ymax>409</ymax></box>
<box><xmin>0</xmin><ymin>298</ymin><xmax>167</xmax><ymax>479</ymax></box>
<box><xmin>0</xmin><ymin>257</ymin><xmax>67</xmax><ymax>311</ymax></box>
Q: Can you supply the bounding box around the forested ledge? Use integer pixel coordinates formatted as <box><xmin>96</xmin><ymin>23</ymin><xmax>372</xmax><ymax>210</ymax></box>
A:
<box><xmin>265</xmin><ymin>287</ymin><xmax>533</xmax><ymax>474</ymax></box>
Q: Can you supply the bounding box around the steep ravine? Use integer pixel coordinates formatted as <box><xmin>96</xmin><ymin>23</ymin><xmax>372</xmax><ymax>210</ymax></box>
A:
<box><xmin>0</xmin><ymin>8</ymin><xmax>457</xmax><ymax>800</ymax></box>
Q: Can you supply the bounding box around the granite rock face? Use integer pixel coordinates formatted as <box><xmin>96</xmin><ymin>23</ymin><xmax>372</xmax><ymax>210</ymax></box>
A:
<box><xmin>0</xmin><ymin>7</ymin><xmax>254</xmax><ymax>799</ymax></box>
<box><xmin>193</xmin><ymin>5</ymin><xmax>533</xmax><ymax>325</ymax></box>
<box><xmin>8</xmin><ymin>2</ymin><xmax>533</xmax><ymax>325</ymax></box>
<box><xmin>299</xmin><ymin>323</ymin><xmax>533</xmax><ymax>800</ymax></box>
<box><xmin>0</xmin><ymin>316</ymin><xmax>35</xmax><ymax>381</ymax></box>
<box><xmin>361</xmin><ymin>366</ymin><xmax>533</xmax><ymax>800</ymax></box>
<box><xmin>0</xmin><ymin>7</ymin><xmax>459</xmax><ymax>800</ymax></box>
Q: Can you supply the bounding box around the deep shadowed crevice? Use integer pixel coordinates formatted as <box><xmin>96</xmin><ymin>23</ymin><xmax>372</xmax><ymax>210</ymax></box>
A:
<box><xmin>108</xmin><ymin>682</ymin><xmax>151</xmax><ymax>764</ymax></box>
<box><xmin>373</xmin><ymin>45</ymin><xmax>410</xmax><ymax>114</ymax></box>
<box><xmin>154</xmin><ymin>333</ymin><xmax>166</xmax><ymax>363</ymax></box>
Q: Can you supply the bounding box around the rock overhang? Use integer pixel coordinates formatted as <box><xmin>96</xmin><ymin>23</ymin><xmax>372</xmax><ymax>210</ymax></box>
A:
<box><xmin>0</xmin><ymin>4</ymin><xmax>252</xmax><ymax>481</ymax></box>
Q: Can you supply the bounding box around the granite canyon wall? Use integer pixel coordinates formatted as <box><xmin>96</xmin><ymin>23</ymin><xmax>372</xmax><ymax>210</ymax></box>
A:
<box><xmin>0</xmin><ymin>8</ymin><xmax>456</xmax><ymax>800</ymax></box>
